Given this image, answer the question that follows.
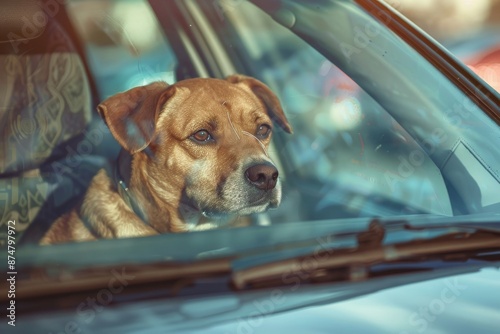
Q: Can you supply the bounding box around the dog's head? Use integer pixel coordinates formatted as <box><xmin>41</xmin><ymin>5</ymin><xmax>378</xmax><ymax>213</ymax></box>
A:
<box><xmin>97</xmin><ymin>75</ymin><xmax>292</xmax><ymax>226</ymax></box>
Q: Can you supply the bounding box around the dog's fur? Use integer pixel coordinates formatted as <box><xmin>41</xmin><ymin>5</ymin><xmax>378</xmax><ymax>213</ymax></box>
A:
<box><xmin>40</xmin><ymin>75</ymin><xmax>292</xmax><ymax>244</ymax></box>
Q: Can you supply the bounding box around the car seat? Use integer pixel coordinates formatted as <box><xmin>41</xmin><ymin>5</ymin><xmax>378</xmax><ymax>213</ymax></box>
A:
<box><xmin>0</xmin><ymin>0</ymin><xmax>111</xmax><ymax>245</ymax></box>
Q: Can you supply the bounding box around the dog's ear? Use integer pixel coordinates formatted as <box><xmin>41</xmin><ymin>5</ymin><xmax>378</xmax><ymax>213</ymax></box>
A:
<box><xmin>226</xmin><ymin>74</ymin><xmax>293</xmax><ymax>134</ymax></box>
<box><xmin>97</xmin><ymin>82</ymin><xmax>177</xmax><ymax>154</ymax></box>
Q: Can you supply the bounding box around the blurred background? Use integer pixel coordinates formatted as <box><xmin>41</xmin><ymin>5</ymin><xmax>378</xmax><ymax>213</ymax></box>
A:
<box><xmin>387</xmin><ymin>0</ymin><xmax>499</xmax><ymax>41</ymax></box>
<box><xmin>388</xmin><ymin>0</ymin><xmax>500</xmax><ymax>91</ymax></box>
<box><xmin>67</xmin><ymin>0</ymin><xmax>500</xmax><ymax>96</ymax></box>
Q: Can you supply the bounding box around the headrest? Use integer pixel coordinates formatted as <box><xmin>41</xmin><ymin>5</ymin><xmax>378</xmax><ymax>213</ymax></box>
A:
<box><xmin>0</xmin><ymin>0</ymin><xmax>47</xmax><ymax>44</ymax></box>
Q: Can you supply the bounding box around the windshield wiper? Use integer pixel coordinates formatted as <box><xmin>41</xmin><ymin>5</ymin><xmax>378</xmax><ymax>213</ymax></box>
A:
<box><xmin>230</xmin><ymin>219</ymin><xmax>500</xmax><ymax>290</ymax></box>
<box><xmin>8</xmin><ymin>219</ymin><xmax>500</xmax><ymax>303</ymax></box>
<box><xmin>3</xmin><ymin>257</ymin><xmax>234</xmax><ymax>302</ymax></box>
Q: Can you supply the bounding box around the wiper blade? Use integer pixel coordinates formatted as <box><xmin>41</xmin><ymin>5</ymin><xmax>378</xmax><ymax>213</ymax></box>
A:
<box><xmin>230</xmin><ymin>220</ymin><xmax>500</xmax><ymax>290</ymax></box>
<box><xmin>8</xmin><ymin>220</ymin><xmax>500</xmax><ymax>301</ymax></box>
<box><xmin>2</xmin><ymin>257</ymin><xmax>233</xmax><ymax>301</ymax></box>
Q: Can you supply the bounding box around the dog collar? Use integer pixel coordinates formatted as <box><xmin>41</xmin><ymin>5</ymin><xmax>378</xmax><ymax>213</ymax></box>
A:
<box><xmin>114</xmin><ymin>149</ymin><xmax>147</xmax><ymax>222</ymax></box>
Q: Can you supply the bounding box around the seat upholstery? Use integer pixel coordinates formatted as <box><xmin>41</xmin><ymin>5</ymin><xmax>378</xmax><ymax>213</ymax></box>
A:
<box><xmin>0</xmin><ymin>32</ymin><xmax>92</xmax><ymax>173</ymax></box>
<box><xmin>0</xmin><ymin>0</ymin><xmax>106</xmax><ymax>245</ymax></box>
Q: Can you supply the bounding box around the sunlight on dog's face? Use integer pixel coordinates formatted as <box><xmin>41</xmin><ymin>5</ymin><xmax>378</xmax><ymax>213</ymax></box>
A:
<box><xmin>150</xmin><ymin>79</ymin><xmax>283</xmax><ymax>220</ymax></box>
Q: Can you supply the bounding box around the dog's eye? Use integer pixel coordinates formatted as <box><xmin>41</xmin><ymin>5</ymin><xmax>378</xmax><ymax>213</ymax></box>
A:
<box><xmin>256</xmin><ymin>124</ymin><xmax>272</xmax><ymax>139</ymax></box>
<box><xmin>191</xmin><ymin>130</ymin><xmax>213</xmax><ymax>143</ymax></box>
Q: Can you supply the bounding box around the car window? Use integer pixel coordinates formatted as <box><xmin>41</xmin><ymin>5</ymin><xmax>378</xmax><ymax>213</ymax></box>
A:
<box><xmin>66</xmin><ymin>0</ymin><xmax>178</xmax><ymax>99</ymax></box>
<box><xmin>4</xmin><ymin>0</ymin><xmax>499</xmax><ymax>249</ymax></box>
<box><xmin>196</xmin><ymin>0</ymin><xmax>500</xmax><ymax>219</ymax></box>
<box><xmin>68</xmin><ymin>0</ymin><xmax>454</xmax><ymax>225</ymax></box>
<box><xmin>205</xmin><ymin>0</ymin><xmax>452</xmax><ymax>220</ymax></box>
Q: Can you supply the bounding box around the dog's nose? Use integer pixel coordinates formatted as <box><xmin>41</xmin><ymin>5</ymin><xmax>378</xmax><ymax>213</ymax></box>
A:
<box><xmin>245</xmin><ymin>164</ymin><xmax>279</xmax><ymax>191</ymax></box>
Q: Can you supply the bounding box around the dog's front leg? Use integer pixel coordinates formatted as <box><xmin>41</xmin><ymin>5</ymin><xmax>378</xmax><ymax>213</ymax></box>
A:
<box><xmin>110</xmin><ymin>210</ymin><xmax>159</xmax><ymax>238</ymax></box>
<box><xmin>80</xmin><ymin>170</ymin><xmax>159</xmax><ymax>239</ymax></box>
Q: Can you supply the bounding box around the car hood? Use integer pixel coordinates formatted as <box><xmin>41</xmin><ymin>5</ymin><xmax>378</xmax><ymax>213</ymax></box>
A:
<box><xmin>10</xmin><ymin>262</ymin><xmax>500</xmax><ymax>334</ymax></box>
<box><xmin>194</xmin><ymin>268</ymin><xmax>500</xmax><ymax>334</ymax></box>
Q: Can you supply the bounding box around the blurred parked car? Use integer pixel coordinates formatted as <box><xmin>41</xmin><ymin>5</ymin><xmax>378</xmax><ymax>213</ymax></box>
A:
<box><xmin>0</xmin><ymin>0</ymin><xmax>499</xmax><ymax>333</ymax></box>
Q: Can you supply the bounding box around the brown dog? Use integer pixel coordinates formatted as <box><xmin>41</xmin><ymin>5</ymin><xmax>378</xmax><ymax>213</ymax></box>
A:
<box><xmin>40</xmin><ymin>75</ymin><xmax>292</xmax><ymax>244</ymax></box>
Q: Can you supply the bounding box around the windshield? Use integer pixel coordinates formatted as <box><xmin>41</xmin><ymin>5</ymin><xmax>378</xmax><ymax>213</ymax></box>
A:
<box><xmin>205</xmin><ymin>0</ymin><xmax>500</xmax><ymax>221</ymax></box>
<box><xmin>2</xmin><ymin>0</ymin><xmax>500</xmax><ymax>268</ymax></box>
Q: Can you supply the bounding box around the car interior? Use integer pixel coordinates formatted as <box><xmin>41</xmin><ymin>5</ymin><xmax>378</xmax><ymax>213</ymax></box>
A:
<box><xmin>1</xmin><ymin>0</ymin><xmax>116</xmax><ymax>245</ymax></box>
